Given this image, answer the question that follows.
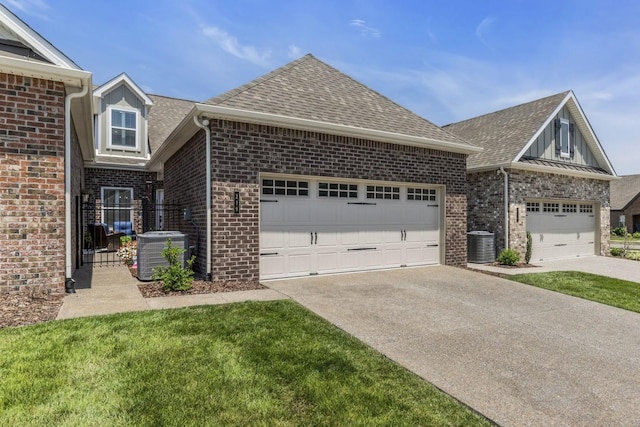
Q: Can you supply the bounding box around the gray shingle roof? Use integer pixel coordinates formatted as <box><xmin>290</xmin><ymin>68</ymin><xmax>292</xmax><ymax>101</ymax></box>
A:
<box><xmin>148</xmin><ymin>94</ymin><xmax>195</xmax><ymax>154</ymax></box>
<box><xmin>205</xmin><ymin>54</ymin><xmax>471</xmax><ymax>145</ymax></box>
<box><xmin>444</xmin><ymin>91</ymin><xmax>570</xmax><ymax>169</ymax></box>
<box><xmin>610</xmin><ymin>174</ymin><xmax>640</xmax><ymax>210</ymax></box>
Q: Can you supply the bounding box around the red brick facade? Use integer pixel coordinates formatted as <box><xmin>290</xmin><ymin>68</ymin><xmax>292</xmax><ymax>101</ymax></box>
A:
<box><xmin>611</xmin><ymin>195</ymin><xmax>640</xmax><ymax>233</ymax></box>
<box><xmin>0</xmin><ymin>74</ymin><xmax>67</xmax><ymax>292</ymax></box>
<box><xmin>165</xmin><ymin>119</ymin><xmax>468</xmax><ymax>281</ymax></box>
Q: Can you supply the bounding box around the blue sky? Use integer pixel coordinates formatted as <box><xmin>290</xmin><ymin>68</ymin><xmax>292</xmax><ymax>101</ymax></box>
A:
<box><xmin>7</xmin><ymin>0</ymin><xmax>640</xmax><ymax>175</ymax></box>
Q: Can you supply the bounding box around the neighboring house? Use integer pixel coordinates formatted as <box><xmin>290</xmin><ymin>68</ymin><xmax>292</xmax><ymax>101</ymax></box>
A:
<box><xmin>148</xmin><ymin>54</ymin><xmax>481</xmax><ymax>281</ymax></box>
<box><xmin>610</xmin><ymin>174</ymin><xmax>640</xmax><ymax>233</ymax></box>
<box><xmin>444</xmin><ymin>91</ymin><xmax>617</xmax><ymax>262</ymax></box>
<box><xmin>0</xmin><ymin>4</ymin><xmax>93</xmax><ymax>293</ymax></box>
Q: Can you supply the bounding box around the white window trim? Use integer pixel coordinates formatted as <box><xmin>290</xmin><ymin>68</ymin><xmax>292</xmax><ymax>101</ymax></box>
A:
<box><xmin>101</xmin><ymin>187</ymin><xmax>134</xmax><ymax>229</ymax></box>
<box><xmin>560</xmin><ymin>118</ymin><xmax>571</xmax><ymax>158</ymax></box>
<box><xmin>107</xmin><ymin>105</ymin><xmax>140</xmax><ymax>151</ymax></box>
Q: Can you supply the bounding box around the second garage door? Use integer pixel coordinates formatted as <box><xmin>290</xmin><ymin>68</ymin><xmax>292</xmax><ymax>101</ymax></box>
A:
<box><xmin>526</xmin><ymin>201</ymin><xmax>596</xmax><ymax>262</ymax></box>
<box><xmin>260</xmin><ymin>177</ymin><xmax>441</xmax><ymax>279</ymax></box>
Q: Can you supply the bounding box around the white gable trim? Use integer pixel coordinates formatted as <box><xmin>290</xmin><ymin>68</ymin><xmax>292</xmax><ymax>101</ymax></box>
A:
<box><xmin>93</xmin><ymin>72</ymin><xmax>153</xmax><ymax>107</ymax></box>
<box><xmin>513</xmin><ymin>91</ymin><xmax>616</xmax><ymax>176</ymax></box>
<box><xmin>0</xmin><ymin>4</ymin><xmax>79</xmax><ymax>69</ymax></box>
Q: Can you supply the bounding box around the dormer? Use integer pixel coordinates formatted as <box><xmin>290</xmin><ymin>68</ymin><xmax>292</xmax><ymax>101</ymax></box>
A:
<box><xmin>93</xmin><ymin>73</ymin><xmax>153</xmax><ymax>162</ymax></box>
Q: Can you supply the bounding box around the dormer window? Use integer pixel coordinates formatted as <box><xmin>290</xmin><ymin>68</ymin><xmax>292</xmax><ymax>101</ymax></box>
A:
<box><xmin>108</xmin><ymin>106</ymin><xmax>138</xmax><ymax>150</ymax></box>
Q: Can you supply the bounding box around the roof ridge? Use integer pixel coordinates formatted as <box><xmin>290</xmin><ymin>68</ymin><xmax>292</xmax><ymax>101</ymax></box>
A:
<box><xmin>444</xmin><ymin>90</ymin><xmax>570</xmax><ymax>128</ymax></box>
<box><xmin>206</xmin><ymin>53</ymin><xmax>314</xmax><ymax>105</ymax></box>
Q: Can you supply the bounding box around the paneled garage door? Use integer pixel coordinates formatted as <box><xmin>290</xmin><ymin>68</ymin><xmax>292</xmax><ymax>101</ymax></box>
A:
<box><xmin>260</xmin><ymin>177</ymin><xmax>441</xmax><ymax>279</ymax></box>
<box><xmin>526</xmin><ymin>201</ymin><xmax>596</xmax><ymax>262</ymax></box>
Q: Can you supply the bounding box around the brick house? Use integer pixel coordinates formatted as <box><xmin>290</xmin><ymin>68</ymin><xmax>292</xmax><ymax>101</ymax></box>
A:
<box><xmin>444</xmin><ymin>91</ymin><xmax>617</xmax><ymax>262</ymax></box>
<box><xmin>148</xmin><ymin>54</ymin><xmax>481</xmax><ymax>281</ymax></box>
<box><xmin>0</xmin><ymin>4</ymin><xmax>93</xmax><ymax>293</ymax></box>
<box><xmin>610</xmin><ymin>174</ymin><xmax>640</xmax><ymax>233</ymax></box>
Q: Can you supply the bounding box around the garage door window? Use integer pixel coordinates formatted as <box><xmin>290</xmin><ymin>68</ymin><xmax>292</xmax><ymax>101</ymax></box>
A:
<box><xmin>526</xmin><ymin>202</ymin><xmax>540</xmax><ymax>212</ymax></box>
<box><xmin>563</xmin><ymin>204</ymin><xmax>577</xmax><ymax>213</ymax></box>
<box><xmin>366</xmin><ymin>185</ymin><xmax>400</xmax><ymax>200</ymax></box>
<box><xmin>262</xmin><ymin>179</ymin><xmax>309</xmax><ymax>196</ymax></box>
<box><xmin>407</xmin><ymin>188</ymin><xmax>436</xmax><ymax>201</ymax></box>
<box><xmin>318</xmin><ymin>182</ymin><xmax>358</xmax><ymax>198</ymax></box>
<box><xmin>580</xmin><ymin>204</ymin><xmax>593</xmax><ymax>213</ymax></box>
<box><xmin>543</xmin><ymin>203</ymin><xmax>559</xmax><ymax>212</ymax></box>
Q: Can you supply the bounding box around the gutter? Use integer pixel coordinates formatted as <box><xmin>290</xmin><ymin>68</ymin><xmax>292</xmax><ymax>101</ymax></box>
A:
<box><xmin>499</xmin><ymin>167</ymin><xmax>509</xmax><ymax>250</ymax></box>
<box><xmin>64</xmin><ymin>84</ymin><xmax>89</xmax><ymax>293</ymax></box>
<box><xmin>193</xmin><ymin>116</ymin><xmax>212</xmax><ymax>280</ymax></box>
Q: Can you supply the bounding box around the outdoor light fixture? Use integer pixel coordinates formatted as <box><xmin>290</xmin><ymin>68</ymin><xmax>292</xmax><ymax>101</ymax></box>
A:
<box><xmin>81</xmin><ymin>189</ymin><xmax>91</xmax><ymax>203</ymax></box>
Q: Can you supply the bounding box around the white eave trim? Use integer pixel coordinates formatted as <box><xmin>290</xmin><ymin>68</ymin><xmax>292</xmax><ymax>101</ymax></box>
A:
<box><xmin>467</xmin><ymin>161</ymin><xmax>618</xmax><ymax>181</ymax></box>
<box><xmin>512</xmin><ymin>91</ymin><xmax>616</xmax><ymax>176</ymax></box>
<box><xmin>93</xmin><ymin>72</ymin><xmax>153</xmax><ymax>106</ymax></box>
<box><xmin>0</xmin><ymin>4</ymin><xmax>80</xmax><ymax>69</ymax></box>
<box><xmin>0</xmin><ymin>55</ymin><xmax>90</xmax><ymax>87</ymax></box>
<box><xmin>199</xmin><ymin>104</ymin><xmax>482</xmax><ymax>153</ymax></box>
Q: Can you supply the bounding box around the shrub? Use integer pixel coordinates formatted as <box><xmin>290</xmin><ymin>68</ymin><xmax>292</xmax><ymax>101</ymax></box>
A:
<box><xmin>497</xmin><ymin>248</ymin><xmax>520</xmax><ymax>266</ymax></box>
<box><xmin>610</xmin><ymin>247</ymin><xmax>624</xmax><ymax>257</ymax></box>
<box><xmin>525</xmin><ymin>231</ymin><xmax>532</xmax><ymax>264</ymax></box>
<box><xmin>120</xmin><ymin>235</ymin><xmax>133</xmax><ymax>245</ymax></box>
<box><xmin>152</xmin><ymin>238</ymin><xmax>195</xmax><ymax>292</ymax></box>
<box><xmin>626</xmin><ymin>251</ymin><xmax>640</xmax><ymax>261</ymax></box>
<box><xmin>116</xmin><ymin>240</ymin><xmax>137</xmax><ymax>266</ymax></box>
<box><xmin>633</xmin><ymin>232</ymin><xmax>640</xmax><ymax>239</ymax></box>
<box><xmin>612</xmin><ymin>227</ymin><xmax>627</xmax><ymax>237</ymax></box>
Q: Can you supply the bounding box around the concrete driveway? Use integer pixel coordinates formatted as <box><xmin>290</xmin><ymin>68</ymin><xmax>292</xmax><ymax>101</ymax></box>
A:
<box><xmin>267</xmin><ymin>266</ymin><xmax>640</xmax><ymax>426</ymax></box>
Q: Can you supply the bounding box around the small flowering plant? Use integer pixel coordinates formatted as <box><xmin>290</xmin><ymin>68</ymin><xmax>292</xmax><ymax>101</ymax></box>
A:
<box><xmin>116</xmin><ymin>238</ymin><xmax>137</xmax><ymax>267</ymax></box>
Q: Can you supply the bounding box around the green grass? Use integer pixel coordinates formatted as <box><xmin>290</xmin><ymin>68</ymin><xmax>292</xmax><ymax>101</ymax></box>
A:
<box><xmin>508</xmin><ymin>271</ymin><xmax>640</xmax><ymax>313</ymax></box>
<box><xmin>0</xmin><ymin>301</ymin><xmax>489</xmax><ymax>426</ymax></box>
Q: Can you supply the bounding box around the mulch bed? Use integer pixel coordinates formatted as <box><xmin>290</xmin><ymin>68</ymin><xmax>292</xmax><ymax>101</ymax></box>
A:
<box><xmin>0</xmin><ymin>291</ymin><xmax>65</xmax><ymax>328</ymax></box>
<box><xmin>129</xmin><ymin>267</ymin><xmax>266</xmax><ymax>298</ymax></box>
<box><xmin>138</xmin><ymin>280</ymin><xmax>267</xmax><ymax>298</ymax></box>
<box><xmin>467</xmin><ymin>262</ymin><xmax>539</xmax><ymax>279</ymax></box>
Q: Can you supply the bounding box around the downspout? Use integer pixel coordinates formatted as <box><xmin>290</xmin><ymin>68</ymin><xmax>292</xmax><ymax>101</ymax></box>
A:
<box><xmin>499</xmin><ymin>167</ymin><xmax>509</xmax><ymax>250</ymax></box>
<box><xmin>193</xmin><ymin>116</ymin><xmax>212</xmax><ymax>280</ymax></box>
<box><xmin>65</xmin><ymin>84</ymin><xmax>89</xmax><ymax>293</ymax></box>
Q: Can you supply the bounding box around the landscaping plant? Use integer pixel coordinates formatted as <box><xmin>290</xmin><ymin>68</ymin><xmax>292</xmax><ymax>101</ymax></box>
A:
<box><xmin>612</xmin><ymin>226</ymin><xmax>626</xmax><ymax>237</ymax></box>
<box><xmin>610</xmin><ymin>247</ymin><xmax>624</xmax><ymax>257</ymax></box>
<box><xmin>152</xmin><ymin>238</ymin><xmax>195</xmax><ymax>292</ymax></box>
<box><xmin>497</xmin><ymin>248</ymin><xmax>520</xmax><ymax>266</ymax></box>
<box><xmin>116</xmin><ymin>239</ymin><xmax>137</xmax><ymax>266</ymax></box>
<box><xmin>525</xmin><ymin>231</ymin><xmax>532</xmax><ymax>264</ymax></box>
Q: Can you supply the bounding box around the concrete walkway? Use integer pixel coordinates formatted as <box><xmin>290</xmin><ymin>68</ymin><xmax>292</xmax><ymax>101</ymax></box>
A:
<box><xmin>267</xmin><ymin>266</ymin><xmax>640</xmax><ymax>427</ymax></box>
<box><xmin>56</xmin><ymin>265</ymin><xmax>286</xmax><ymax>320</ymax></box>
<box><xmin>469</xmin><ymin>255</ymin><xmax>639</xmax><ymax>283</ymax></box>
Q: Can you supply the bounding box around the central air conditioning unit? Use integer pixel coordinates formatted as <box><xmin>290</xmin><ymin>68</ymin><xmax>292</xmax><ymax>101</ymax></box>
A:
<box><xmin>137</xmin><ymin>231</ymin><xmax>189</xmax><ymax>281</ymax></box>
<box><xmin>467</xmin><ymin>231</ymin><xmax>496</xmax><ymax>264</ymax></box>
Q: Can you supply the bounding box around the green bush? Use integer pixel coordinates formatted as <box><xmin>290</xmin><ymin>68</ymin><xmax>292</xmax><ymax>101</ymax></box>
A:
<box><xmin>525</xmin><ymin>231</ymin><xmax>532</xmax><ymax>264</ymax></box>
<box><xmin>152</xmin><ymin>238</ymin><xmax>195</xmax><ymax>292</ymax></box>
<box><xmin>497</xmin><ymin>248</ymin><xmax>521</xmax><ymax>266</ymax></box>
<box><xmin>633</xmin><ymin>232</ymin><xmax>640</xmax><ymax>239</ymax></box>
<box><xmin>626</xmin><ymin>251</ymin><xmax>640</xmax><ymax>261</ymax></box>
<box><xmin>610</xmin><ymin>247</ymin><xmax>624</xmax><ymax>257</ymax></box>
<box><xmin>612</xmin><ymin>227</ymin><xmax>627</xmax><ymax>237</ymax></box>
<box><xmin>120</xmin><ymin>235</ymin><xmax>133</xmax><ymax>245</ymax></box>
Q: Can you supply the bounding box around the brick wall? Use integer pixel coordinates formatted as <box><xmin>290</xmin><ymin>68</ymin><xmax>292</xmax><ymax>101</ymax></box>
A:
<box><xmin>84</xmin><ymin>167</ymin><xmax>162</xmax><ymax>234</ymax></box>
<box><xmin>616</xmin><ymin>195</ymin><xmax>640</xmax><ymax>233</ymax></box>
<box><xmin>0</xmin><ymin>74</ymin><xmax>66</xmax><ymax>293</ymax></box>
<box><xmin>165</xmin><ymin>119</ymin><xmax>468</xmax><ymax>281</ymax></box>
<box><xmin>469</xmin><ymin>167</ymin><xmax>610</xmax><ymax>259</ymax></box>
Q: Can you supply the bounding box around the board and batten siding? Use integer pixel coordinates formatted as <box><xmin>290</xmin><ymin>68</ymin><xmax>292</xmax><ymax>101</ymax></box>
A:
<box><xmin>523</xmin><ymin>105</ymin><xmax>598</xmax><ymax>167</ymax></box>
<box><xmin>97</xmin><ymin>83</ymin><xmax>148</xmax><ymax>158</ymax></box>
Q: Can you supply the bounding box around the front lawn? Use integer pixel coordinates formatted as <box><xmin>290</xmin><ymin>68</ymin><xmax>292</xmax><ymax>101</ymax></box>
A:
<box><xmin>0</xmin><ymin>300</ymin><xmax>489</xmax><ymax>426</ymax></box>
<box><xmin>508</xmin><ymin>271</ymin><xmax>640</xmax><ymax>313</ymax></box>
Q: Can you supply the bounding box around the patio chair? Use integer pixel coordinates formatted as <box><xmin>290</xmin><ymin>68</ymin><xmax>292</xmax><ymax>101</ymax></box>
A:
<box><xmin>87</xmin><ymin>223</ymin><xmax>125</xmax><ymax>252</ymax></box>
<box><xmin>113</xmin><ymin>221</ymin><xmax>137</xmax><ymax>240</ymax></box>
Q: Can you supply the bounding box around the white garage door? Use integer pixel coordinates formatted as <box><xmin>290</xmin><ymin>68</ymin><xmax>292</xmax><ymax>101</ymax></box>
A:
<box><xmin>260</xmin><ymin>177</ymin><xmax>441</xmax><ymax>279</ymax></box>
<box><xmin>526</xmin><ymin>201</ymin><xmax>596</xmax><ymax>262</ymax></box>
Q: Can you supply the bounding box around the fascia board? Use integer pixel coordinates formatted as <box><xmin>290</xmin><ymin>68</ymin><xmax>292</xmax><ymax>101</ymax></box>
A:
<box><xmin>195</xmin><ymin>104</ymin><xmax>483</xmax><ymax>155</ymax></box>
<box><xmin>510</xmin><ymin>161</ymin><xmax>619</xmax><ymax>181</ymax></box>
<box><xmin>0</xmin><ymin>55</ymin><xmax>90</xmax><ymax>86</ymax></box>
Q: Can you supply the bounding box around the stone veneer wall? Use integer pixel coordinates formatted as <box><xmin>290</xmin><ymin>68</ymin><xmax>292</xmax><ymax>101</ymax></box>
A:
<box><xmin>0</xmin><ymin>74</ymin><xmax>66</xmax><ymax>293</ymax></box>
<box><xmin>84</xmin><ymin>168</ymin><xmax>161</xmax><ymax>234</ymax></box>
<box><xmin>164</xmin><ymin>119</ymin><xmax>468</xmax><ymax>281</ymax></box>
<box><xmin>469</xmin><ymin>169</ymin><xmax>611</xmax><ymax>259</ymax></box>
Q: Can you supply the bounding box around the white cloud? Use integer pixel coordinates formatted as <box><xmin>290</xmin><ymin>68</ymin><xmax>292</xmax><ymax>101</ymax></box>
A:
<box><xmin>5</xmin><ymin>0</ymin><xmax>50</xmax><ymax>19</ymax></box>
<box><xmin>475</xmin><ymin>16</ymin><xmax>496</xmax><ymax>49</ymax></box>
<box><xmin>202</xmin><ymin>26</ymin><xmax>271</xmax><ymax>67</ymax></box>
<box><xmin>288</xmin><ymin>44</ymin><xmax>302</xmax><ymax>59</ymax></box>
<box><xmin>350</xmin><ymin>19</ymin><xmax>381</xmax><ymax>38</ymax></box>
